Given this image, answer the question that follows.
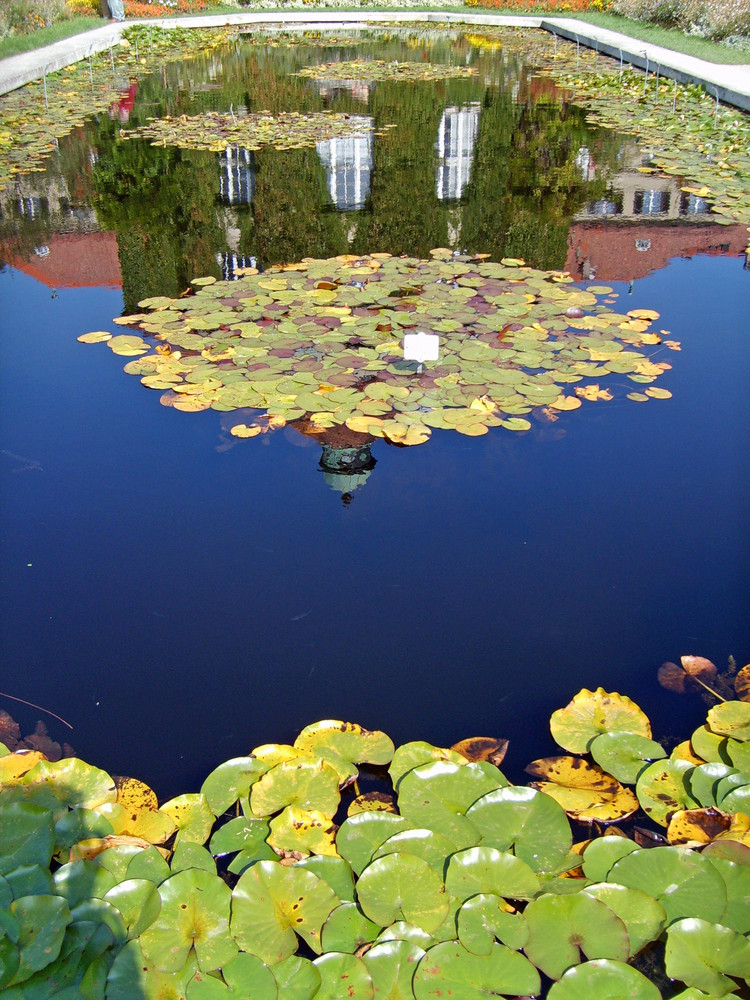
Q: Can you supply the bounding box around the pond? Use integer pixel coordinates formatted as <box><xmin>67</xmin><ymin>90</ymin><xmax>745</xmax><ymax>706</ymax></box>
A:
<box><xmin>0</xmin><ymin>25</ymin><xmax>748</xmax><ymax>799</ymax></box>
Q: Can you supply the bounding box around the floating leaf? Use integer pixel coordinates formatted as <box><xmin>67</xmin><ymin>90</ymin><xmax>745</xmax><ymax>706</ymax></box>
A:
<box><xmin>159</xmin><ymin>793</ymin><xmax>214</xmax><ymax>845</ymax></box>
<box><xmin>250</xmin><ymin>759</ymin><xmax>341</xmax><ymax>819</ymax></box>
<box><xmin>139</xmin><ymin>868</ymin><xmax>236</xmax><ymax>974</ymax></box>
<box><xmin>356</xmin><ymin>853</ymin><xmax>449</xmax><ymax>933</ymax></box>
<box><xmin>522</xmin><ymin>891</ymin><xmax>630</xmax><ymax>979</ymax></box>
<box><xmin>445</xmin><ymin>846</ymin><xmax>539</xmax><ymax>903</ymax></box>
<box><xmin>293</xmin><ymin>722</ymin><xmax>394</xmax><ymax>766</ymax></box>
<box><xmin>527</xmin><ymin>756</ymin><xmax>638</xmax><ymax>824</ymax></box>
<box><xmin>363</xmin><ymin>939</ymin><xmax>426</xmax><ymax>1000</ymax></box>
<box><xmin>337</xmin><ymin>813</ymin><xmax>411</xmax><ymax>876</ymax></box>
<box><xmin>412</xmin><ymin>941</ymin><xmax>540</xmax><ymax>1000</ymax></box>
<box><xmin>583</xmin><ymin>882</ymin><xmax>667</xmax><ymax>954</ymax></box>
<box><xmin>545</xmin><ymin>959</ymin><xmax>661</xmax><ymax>1000</ymax></box>
<box><xmin>231</xmin><ymin>860</ymin><xmax>339</xmax><ymax>964</ymax></box>
<box><xmin>457</xmin><ymin>893</ymin><xmax>528</xmax><ymax>954</ymax></box>
<box><xmin>636</xmin><ymin>759</ymin><xmax>697</xmax><ymax>826</ymax></box>
<box><xmin>550</xmin><ymin>689</ymin><xmax>651</xmax><ymax>753</ymax></box>
<box><xmin>588</xmin><ymin>732</ymin><xmax>666</xmax><ymax>784</ymax></box>
<box><xmin>608</xmin><ymin>846</ymin><xmax>726</xmax><ymax>924</ymax></box>
<box><xmin>707</xmin><ymin>702</ymin><xmax>750</xmax><ymax>741</ymax></box>
<box><xmin>581</xmin><ymin>836</ymin><xmax>639</xmax><ymax>882</ymax></box>
<box><xmin>271</xmin><ymin>955</ymin><xmax>321</xmax><ymax>1000</ymax></box>
<box><xmin>312</xmin><ymin>952</ymin><xmax>373</xmax><ymax>1000</ymax></box>
<box><xmin>397</xmin><ymin>761</ymin><xmax>505</xmax><ymax>845</ymax></box>
<box><xmin>77</xmin><ymin>331</ymin><xmax>112</xmax><ymax>344</ymax></box>
<box><xmin>667</xmin><ymin>808</ymin><xmax>733</xmax><ymax>845</ymax></box>
<box><xmin>320</xmin><ymin>901</ymin><xmax>381</xmax><ymax>954</ymax></box>
<box><xmin>665</xmin><ymin>917</ymin><xmax>750</xmax><ymax>996</ymax></box>
<box><xmin>201</xmin><ymin>757</ymin><xmax>268</xmax><ymax>815</ymax></box>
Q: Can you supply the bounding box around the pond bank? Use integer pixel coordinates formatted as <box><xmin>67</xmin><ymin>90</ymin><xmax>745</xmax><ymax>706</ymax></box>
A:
<box><xmin>1</xmin><ymin>10</ymin><xmax>749</xmax><ymax>108</ymax></box>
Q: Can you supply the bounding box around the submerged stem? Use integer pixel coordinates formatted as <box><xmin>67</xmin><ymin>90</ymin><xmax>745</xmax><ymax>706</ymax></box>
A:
<box><xmin>0</xmin><ymin>692</ymin><xmax>74</xmax><ymax>730</ymax></box>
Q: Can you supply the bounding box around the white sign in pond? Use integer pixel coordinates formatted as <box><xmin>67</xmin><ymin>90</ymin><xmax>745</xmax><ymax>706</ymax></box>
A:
<box><xmin>403</xmin><ymin>331</ymin><xmax>440</xmax><ymax>364</ymax></box>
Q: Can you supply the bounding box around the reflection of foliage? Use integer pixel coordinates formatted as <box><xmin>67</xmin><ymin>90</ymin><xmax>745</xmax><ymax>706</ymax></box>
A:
<box><xmin>2</xmin><ymin>672</ymin><xmax>750</xmax><ymax>998</ymax></box>
<box><xmin>297</xmin><ymin>59</ymin><xmax>479</xmax><ymax>83</ymax></box>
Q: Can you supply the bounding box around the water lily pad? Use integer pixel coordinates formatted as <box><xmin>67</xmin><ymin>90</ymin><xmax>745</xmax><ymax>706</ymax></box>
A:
<box><xmin>362</xmin><ymin>939</ymin><xmax>426</xmax><ymax>1000</ymax></box>
<box><xmin>7</xmin><ymin>894</ymin><xmax>71</xmax><ymax>984</ymax></box>
<box><xmin>465</xmin><ymin>785</ymin><xmax>572</xmax><ymax>872</ymax></box>
<box><xmin>550</xmin><ymin>689</ymin><xmax>652</xmax><ymax>753</ymax></box>
<box><xmin>268</xmin><ymin>806</ymin><xmax>338</xmax><ymax>857</ymax></box>
<box><xmin>545</xmin><ymin>959</ymin><xmax>661</xmax><ymax>1000</ymax></box>
<box><xmin>250</xmin><ymin>759</ymin><xmax>341</xmax><ymax>819</ymax></box>
<box><xmin>373</xmin><ymin>828</ymin><xmax>456</xmax><ymax>878</ymax></box>
<box><xmin>271</xmin><ymin>955</ymin><xmax>321</xmax><ymax>1000</ymax></box>
<box><xmin>201</xmin><ymin>757</ymin><xmax>268</xmax><ymax>815</ymax></box>
<box><xmin>583</xmin><ymin>882</ymin><xmax>667</xmax><ymax>954</ymax></box>
<box><xmin>159</xmin><ymin>793</ymin><xmax>214</xmax><ymax>845</ymax></box>
<box><xmin>231</xmin><ymin>860</ymin><xmax>339</xmax><ymax>963</ymax></box>
<box><xmin>707</xmin><ymin>702</ymin><xmax>750</xmax><ymax>742</ymax></box>
<box><xmin>457</xmin><ymin>893</ymin><xmax>528</xmax><ymax>954</ymax></box>
<box><xmin>636</xmin><ymin>759</ymin><xmax>697</xmax><ymax>825</ymax></box>
<box><xmin>413</xmin><ymin>940</ymin><xmax>540</xmax><ymax>999</ymax></box>
<box><xmin>397</xmin><ymin>761</ymin><xmax>504</xmax><ymax>845</ymax></box>
<box><xmin>186</xmin><ymin>951</ymin><xmax>278</xmax><ymax>1000</ymax></box>
<box><xmin>103</xmin><ymin>877</ymin><xmax>161</xmax><ymax>939</ymax></box>
<box><xmin>389</xmin><ymin>743</ymin><xmax>468</xmax><ymax>788</ymax></box>
<box><xmin>321</xmin><ymin>902</ymin><xmax>381</xmax><ymax>954</ymax></box>
<box><xmin>356</xmin><ymin>853</ymin><xmax>449</xmax><ymax>933</ymax></box>
<box><xmin>106</xmin><ymin>939</ymin><xmax>198</xmax><ymax>1000</ymax></box>
<box><xmin>293</xmin><ymin>721</ymin><xmax>394</xmax><ymax>766</ymax></box>
<box><xmin>312</xmin><ymin>952</ymin><xmax>374</xmax><ymax>1000</ymax></box>
<box><xmin>665</xmin><ymin>917</ymin><xmax>750</xmax><ymax>995</ymax></box>
<box><xmin>589</xmin><ymin>732</ymin><xmax>666</xmax><ymax>784</ymax></box>
<box><xmin>608</xmin><ymin>846</ymin><xmax>726</xmax><ymax>924</ymax></box>
<box><xmin>445</xmin><ymin>846</ymin><xmax>539</xmax><ymax>903</ymax></box>
<box><xmin>0</xmin><ymin>803</ymin><xmax>55</xmax><ymax>875</ymax></box>
<box><xmin>209</xmin><ymin>815</ymin><xmax>270</xmax><ymax>859</ymax></box>
<box><xmin>337</xmin><ymin>813</ymin><xmax>411</xmax><ymax>876</ymax></box>
<box><xmin>296</xmin><ymin>856</ymin><xmax>355</xmax><ymax>903</ymax></box>
<box><xmin>139</xmin><ymin>868</ymin><xmax>236</xmax><ymax>974</ymax></box>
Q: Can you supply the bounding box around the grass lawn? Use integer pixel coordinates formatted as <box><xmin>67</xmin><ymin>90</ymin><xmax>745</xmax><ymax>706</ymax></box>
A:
<box><xmin>0</xmin><ymin>5</ymin><xmax>748</xmax><ymax>64</ymax></box>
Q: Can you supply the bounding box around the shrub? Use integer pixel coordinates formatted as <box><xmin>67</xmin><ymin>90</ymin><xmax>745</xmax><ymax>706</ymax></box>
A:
<box><xmin>467</xmin><ymin>0</ymin><xmax>613</xmax><ymax>12</ymax></box>
<box><xmin>123</xmin><ymin>0</ymin><xmax>216</xmax><ymax>14</ymax></box>
<box><xmin>66</xmin><ymin>0</ymin><xmax>101</xmax><ymax>15</ymax></box>
<box><xmin>613</xmin><ymin>0</ymin><xmax>750</xmax><ymax>38</ymax></box>
<box><xmin>2</xmin><ymin>0</ymin><xmax>72</xmax><ymax>34</ymax></box>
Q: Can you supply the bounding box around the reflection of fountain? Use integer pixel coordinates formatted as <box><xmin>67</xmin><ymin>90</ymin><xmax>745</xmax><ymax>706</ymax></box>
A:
<box><xmin>219</xmin><ymin>147</ymin><xmax>255</xmax><ymax>205</ymax></box>
<box><xmin>316</xmin><ymin>123</ymin><xmax>374</xmax><ymax>211</ymax></box>
<box><xmin>435</xmin><ymin>103</ymin><xmax>481</xmax><ymax>201</ymax></box>
<box><xmin>320</xmin><ymin>442</ymin><xmax>376</xmax><ymax>504</ymax></box>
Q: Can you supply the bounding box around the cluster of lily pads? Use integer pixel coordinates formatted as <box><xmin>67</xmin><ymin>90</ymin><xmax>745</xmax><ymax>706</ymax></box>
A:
<box><xmin>295</xmin><ymin>59</ymin><xmax>478</xmax><ymax>83</ymax></box>
<box><xmin>1</xmin><ymin>663</ymin><xmax>749</xmax><ymax>999</ymax></box>
<box><xmin>80</xmin><ymin>250</ymin><xmax>675</xmax><ymax>445</ymax></box>
<box><xmin>122</xmin><ymin>110</ymin><xmax>386</xmax><ymax>154</ymax></box>
<box><xmin>0</xmin><ymin>25</ymin><xmax>238</xmax><ymax>192</ymax></box>
<box><xmin>541</xmin><ymin>58</ymin><xmax>750</xmax><ymax>232</ymax></box>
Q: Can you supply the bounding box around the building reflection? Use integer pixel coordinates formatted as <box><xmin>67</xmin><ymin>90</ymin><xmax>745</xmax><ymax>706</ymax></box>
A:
<box><xmin>316</xmin><ymin>121</ymin><xmax>374</xmax><ymax>212</ymax></box>
<box><xmin>219</xmin><ymin>147</ymin><xmax>255</xmax><ymax>206</ymax></box>
<box><xmin>435</xmin><ymin>103</ymin><xmax>481</xmax><ymax>202</ymax></box>
<box><xmin>567</xmin><ymin>144</ymin><xmax>749</xmax><ymax>281</ymax></box>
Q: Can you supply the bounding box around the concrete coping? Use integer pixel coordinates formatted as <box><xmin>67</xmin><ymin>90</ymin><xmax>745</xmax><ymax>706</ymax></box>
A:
<box><xmin>1</xmin><ymin>10</ymin><xmax>749</xmax><ymax>110</ymax></box>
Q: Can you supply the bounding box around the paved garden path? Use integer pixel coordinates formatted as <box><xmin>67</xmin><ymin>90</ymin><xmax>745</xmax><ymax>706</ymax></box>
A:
<box><xmin>1</xmin><ymin>10</ymin><xmax>749</xmax><ymax>109</ymax></box>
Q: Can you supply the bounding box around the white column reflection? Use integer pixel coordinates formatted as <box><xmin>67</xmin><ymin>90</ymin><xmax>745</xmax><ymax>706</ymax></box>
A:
<box><xmin>435</xmin><ymin>103</ymin><xmax>481</xmax><ymax>201</ymax></box>
<box><xmin>219</xmin><ymin>147</ymin><xmax>255</xmax><ymax>205</ymax></box>
<box><xmin>316</xmin><ymin>120</ymin><xmax>374</xmax><ymax>211</ymax></box>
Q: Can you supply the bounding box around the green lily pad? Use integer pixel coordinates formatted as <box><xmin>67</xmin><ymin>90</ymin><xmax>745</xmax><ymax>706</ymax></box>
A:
<box><xmin>356</xmin><ymin>853</ymin><xmax>449</xmax><ymax>934</ymax></box>
<box><xmin>581</xmin><ymin>836</ymin><xmax>639</xmax><ymax>882</ymax></box>
<box><xmin>250</xmin><ymin>759</ymin><xmax>341</xmax><ymax>819</ymax></box>
<box><xmin>296</xmin><ymin>856</ymin><xmax>355</xmax><ymax>903</ymax></box>
<box><xmin>312</xmin><ymin>952</ymin><xmax>374</xmax><ymax>999</ymax></box>
<box><xmin>550</xmin><ymin>689</ymin><xmax>652</xmax><ymax>753</ymax></box>
<box><xmin>293</xmin><ymin>721</ymin><xmax>394</xmax><ymax>766</ymax></box>
<box><xmin>465</xmin><ymin>785</ymin><xmax>572</xmax><ymax>872</ymax></box>
<box><xmin>106</xmin><ymin>939</ymin><xmax>198</xmax><ymax>1000</ymax></box>
<box><xmin>588</xmin><ymin>732</ymin><xmax>666</xmax><ymax>784</ymax></box>
<box><xmin>2</xmin><ymin>864</ymin><xmax>53</xmax><ymax>900</ymax></box>
<box><xmin>337</xmin><ymin>813</ymin><xmax>411</xmax><ymax>876</ymax></box>
<box><xmin>54</xmin><ymin>806</ymin><xmax>114</xmax><ymax>853</ymax></box>
<box><xmin>372</xmin><ymin>828</ymin><xmax>457</xmax><ymax>878</ymax></box>
<box><xmin>271</xmin><ymin>955</ymin><xmax>321</xmax><ymax>1000</ymax></box>
<box><xmin>388</xmin><ymin>743</ymin><xmax>468</xmax><ymax>788</ymax></box>
<box><xmin>608</xmin><ymin>846</ymin><xmax>727</xmax><ymax>925</ymax></box>
<box><xmin>8</xmin><ymin>894</ymin><xmax>71</xmax><ymax>984</ymax></box>
<box><xmin>321</xmin><ymin>902</ymin><xmax>381</xmax><ymax>954</ymax></box>
<box><xmin>707</xmin><ymin>702</ymin><xmax>750</xmax><ymax>742</ymax></box>
<box><xmin>445</xmin><ymin>846</ymin><xmax>540</xmax><ymax>903</ymax></box>
<box><xmin>201</xmin><ymin>757</ymin><xmax>268</xmax><ymax>815</ymax></box>
<box><xmin>170</xmin><ymin>842</ymin><xmax>216</xmax><ymax>875</ymax></box>
<box><xmin>70</xmin><ymin>896</ymin><xmax>128</xmax><ymax>946</ymax></box>
<box><xmin>665</xmin><ymin>917</ymin><xmax>750</xmax><ymax>995</ymax></box>
<box><xmin>104</xmin><ymin>878</ymin><xmax>162</xmax><ymax>939</ymax></box>
<box><xmin>546</xmin><ymin>959</ymin><xmax>662</xmax><ymax>1000</ymax></box>
<box><xmin>398</xmin><ymin>761</ymin><xmax>504</xmax><ymax>845</ymax></box>
<box><xmin>413</xmin><ymin>941</ymin><xmax>540</xmax><ymax>999</ymax></box>
<box><xmin>159</xmin><ymin>793</ymin><xmax>215</xmax><ymax>845</ymax></box>
<box><xmin>362</xmin><ymin>939</ymin><xmax>426</xmax><ymax>1000</ymax></box>
<box><xmin>139</xmin><ymin>868</ymin><xmax>236</xmax><ymax>974</ymax></box>
<box><xmin>20</xmin><ymin>759</ymin><xmax>116</xmax><ymax>814</ymax></box>
<box><xmin>457</xmin><ymin>893</ymin><xmax>529</xmax><ymax>954</ymax></box>
<box><xmin>705</xmin><ymin>855</ymin><xmax>750</xmax><ymax>933</ymax></box>
<box><xmin>209</xmin><ymin>816</ymin><xmax>270</xmax><ymax>859</ymax></box>
<box><xmin>186</xmin><ymin>952</ymin><xmax>278</xmax><ymax>1000</ymax></box>
<box><xmin>0</xmin><ymin>803</ymin><xmax>54</xmax><ymax>876</ymax></box>
<box><xmin>231</xmin><ymin>860</ymin><xmax>339</xmax><ymax>964</ymax></box>
<box><xmin>126</xmin><ymin>846</ymin><xmax>171</xmax><ymax>885</ymax></box>
<box><xmin>522</xmin><ymin>891</ymin><xmax>630</xmax><ymax>979</ymax></box>
<box><xmin>584</xmin><ymin>882</ymin><xmax>667</xmax><ymax>954</ymax></box>
<box><xmin>636</xmin><ymin>759</ymin><xmax>697</xmax><ymax>825</ymax></box>
<box><xmin>690</xmin><ymin>726</ymin><xmax>727</xmax><ymax>763</ymax></box>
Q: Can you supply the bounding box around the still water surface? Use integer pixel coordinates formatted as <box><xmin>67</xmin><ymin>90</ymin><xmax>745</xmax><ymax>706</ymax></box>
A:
<box><xmin>1</xmin><ymin>28</ymin><xmax>748</xmax><ymax>796</ymax></box>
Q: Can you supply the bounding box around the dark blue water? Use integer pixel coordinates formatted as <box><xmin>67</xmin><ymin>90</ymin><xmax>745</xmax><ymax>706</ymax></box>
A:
<box><xmin>2</xmin><ymin>252</ymin><xmax>748</xmax><ymax>797</ymax></box>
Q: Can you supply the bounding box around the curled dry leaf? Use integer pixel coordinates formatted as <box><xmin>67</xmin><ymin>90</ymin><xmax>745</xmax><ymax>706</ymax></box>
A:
<box><xmin>450</xmin><ymin>737</ymin><xmax>509</xmax><ymax>767</ymax></box>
